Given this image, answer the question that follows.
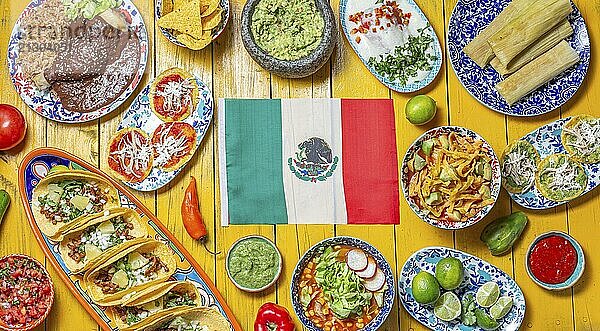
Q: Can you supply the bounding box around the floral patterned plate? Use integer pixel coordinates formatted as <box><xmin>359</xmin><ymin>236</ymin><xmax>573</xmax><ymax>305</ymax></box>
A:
<box><xmin>507</xmin><ymin>117</ymin><xmax>600</xmax><ymax>209</ymax></box>
<box><xmin>399</xmin><ymin>247</ymin><xmax>525</xmax><ymax>331</ymax></box>
<box><xmin>18</xmin><ymin>148</ymin><xmax>241</xmax><ymax>331</ymax></box>
<box><xmin>401</xmin><ymin>126</ymin><xmax>501</xmax><ymax>230</ymax></box>
<box><xmin>339</xmin><ymin>0</ymin><xmax>442</xmax><ymax>93</ymax></box>
<box><xmin>290</xmin><ymin>236</ymin><xmax>396</xmax><ymax>331</ymax></box>
<box><xmin>156</xmin><ymin>0</ymin><xmax>230</xmax><ymax>48</ymax></box>
<box><xmin>448</xmin><ymin>0</ymin><xmax>590</xmax><ymax>116</ymax></box>
<box><xmin>7</xmin><ymin>0</ymin><xmax>149</xmax><ymax>123</ymax></box>
<box><xmin>115</xmin><ymin>76</ymin><xmax>213</xmax><ymax>192</ymax></box>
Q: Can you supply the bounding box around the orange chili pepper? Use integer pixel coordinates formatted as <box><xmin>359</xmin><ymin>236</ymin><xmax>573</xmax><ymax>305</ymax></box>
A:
<box><xmin>182</xmin><ymin>176</ymin><xmax>208</xmax><ymax>240</ymax></box>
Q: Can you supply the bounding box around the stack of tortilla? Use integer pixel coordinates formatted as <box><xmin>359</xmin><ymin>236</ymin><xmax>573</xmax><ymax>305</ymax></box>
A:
<box><xmin>158</xmin><ymin>0</ymin><xmax>224</xmax><ymax>50</ymax></box>
<box><xmin>463</xmin><ymin>0</ymin><xmax>579</xmax><ymax>105</ymax></box>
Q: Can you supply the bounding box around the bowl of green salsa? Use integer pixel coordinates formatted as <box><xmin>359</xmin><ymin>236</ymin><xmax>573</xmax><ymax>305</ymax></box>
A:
<box><xmin>226</xmin><ymin>235</ymin><xmax>282</xmax><ymax>292</ymax></box>
<box><xmin>240</xmin><ymin>0</ymin><xmax>337</xmax><ymax>78</ymax></box>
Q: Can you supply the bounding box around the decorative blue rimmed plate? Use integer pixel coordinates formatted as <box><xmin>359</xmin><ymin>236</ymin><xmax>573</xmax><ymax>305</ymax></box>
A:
<box><xmin>526</xmin><ymin>231</ymin><xmax>585</xmax><ymax>291</ymax></box>
<box><xmin>115</xmin><ymin>76</ymin><xmax>213</xmax><ymax>192</ymax></box>
<box><xmin>401</xmin><ymin>126</ymin><xmax>502</xmax><ymax>230</ymax></box>
<box><xmin>156</xmin><ymin>0</ymin><xmax>230</xmax><ymax>49</ymax></box>
<box><xmin>507</xmin><ymin>117</ymin><xmax>599</xmax><ymax>209</ymax></box>
<box><xmin>290</xmin><ymin>236</ymin><xmax>396</xmax><ymax>331</ymax></box>
<box><xmin>7</xmin><ymin>0</ymin><xmax>149</xmax><ymax>123</ymax></box>
<box><xmin>339</xmin><ymin>0</ymin><xmax>442</xmax><ymax>93</ymax></box>
<box><xmin>448</xmin><ymin>0</ymin><xmax>590</xmax><ymax>116</ymax></box>
<box><xmin>399</xmin><ymin>247</ymin><xmax>526</xmax><ymax>331</ymax></box>
<box><xmin>18</xmin><ymin>148</ymin><xmax>241</xmax><ymax>331</ymax></box>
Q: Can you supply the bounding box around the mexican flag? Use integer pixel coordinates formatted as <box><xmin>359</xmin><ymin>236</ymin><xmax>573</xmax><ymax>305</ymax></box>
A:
<box><xmin>218</xmin><ymin>98</ymin><xmax>399</xmax><ymax>225</ymax></box>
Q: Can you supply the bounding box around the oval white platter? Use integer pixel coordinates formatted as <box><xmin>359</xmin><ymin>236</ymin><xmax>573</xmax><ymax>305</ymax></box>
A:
<box><xmin>399</xmin><ymin>247</ymin><xmax>526</xmax><ymax>331</ymax></box>
<box><xmin>507</xmin><ymin>117</ymin><xmax>600</xmax><ymax>210</ymax></box>
<box><xmin>115</xmin><ymin>76</ymin><xmax>213</xmax><ymax>191</ymax></box>
<box><xmin>339</xmin><ymin>0</ymin><xmax>442</xmax><ymax>93</ymax></box>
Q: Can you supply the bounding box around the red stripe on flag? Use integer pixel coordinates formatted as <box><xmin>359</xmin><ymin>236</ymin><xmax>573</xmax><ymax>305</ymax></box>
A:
<box><xmin>341</xmin><ymin>99</ymin><xmax>400</xmax><ymax>224</ymax></box>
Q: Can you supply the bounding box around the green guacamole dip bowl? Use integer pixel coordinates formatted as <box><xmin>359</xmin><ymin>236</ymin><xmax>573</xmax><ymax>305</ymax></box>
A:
<box><xmin>240</xmin><ymin>0</ymin><xmax>337</xmax><ymax>78</ymax></box>
<box><xmin>226</xmin><ymin>235</ymin><xmax>283</xmax><ymax>292</ymax></box>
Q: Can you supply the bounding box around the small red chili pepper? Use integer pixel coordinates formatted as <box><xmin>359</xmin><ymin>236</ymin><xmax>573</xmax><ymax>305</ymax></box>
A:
<box><xmin>182</xmin><ymin>176</ymin><xmax>219</xmax><ymax>254</ymax></box>
<box><xmin>254</xmin><ymin>303</ymin><xmax>295</xmax><ymax>331</ymax></box>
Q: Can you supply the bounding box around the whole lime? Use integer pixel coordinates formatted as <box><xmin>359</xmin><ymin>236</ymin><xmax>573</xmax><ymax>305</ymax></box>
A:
<box><xmin>412</xmin><ymin>271</ymin><xmax>441</xmax><ymax>304</ymax></box>
<box><xmin>435</xmin><ymin>257</ymin><xmax>464</xmax><ymax>290</ymax></box>
<box><xmin>405</xmin><ymin>95</ymin><xmax>437</xmax><ymax>125</ymax></box>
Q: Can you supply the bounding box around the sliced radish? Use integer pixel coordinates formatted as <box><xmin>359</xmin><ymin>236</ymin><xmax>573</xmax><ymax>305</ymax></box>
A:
<box><xmin>364</xmin><ymin>268</ymin><xmax>385</xmax><ymax>292</ymax></box>
<box><xmin>356</xmin><ymin>256</ymin><xmax>377</xmax><ymax>279</ymax></box>
<box><xmin>346</xmin><ymin>249</ymin><xmax>368</xmax><ymax>271</ymax></box>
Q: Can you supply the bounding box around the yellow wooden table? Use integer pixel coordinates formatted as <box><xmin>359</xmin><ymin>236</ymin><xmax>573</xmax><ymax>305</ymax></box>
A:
<box><xmin>0</xmin><ymin>0</ymin><xmax>598</xmax><ymax>330</ymax></box>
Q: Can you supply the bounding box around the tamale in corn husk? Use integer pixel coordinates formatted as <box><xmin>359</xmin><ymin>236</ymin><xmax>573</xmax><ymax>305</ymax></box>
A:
<box><xmin>496</xmin><ymin>40</ymin><xmax>579</xmax><ymax>105</ymax></box>
<box><xmin>489</xmin><ymin>0</ymin><xmax>572</xmax><ymax>67</ymax></box>
<box><xmin>463</xmin><ymin>0</ymin><xmax>532</xmax><ymax>68</ymax></box>
<box><xmin>491</xmin><ymin>20</ymin><xmax>573</xmax><ymax>76</ymax></box>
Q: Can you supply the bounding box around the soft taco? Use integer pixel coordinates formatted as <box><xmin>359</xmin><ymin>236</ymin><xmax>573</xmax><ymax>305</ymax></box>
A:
<box><xmin>133</xmin><ymin>306</ymin><xmax>230</xmax><ymax>331</ymax></box>
<box><xmin>535</xmin><ymin>153</ymin><xmax>588</xmax><ymax>202</ymax></box>
<box><xmin>31</xmin><ymin>170</ymin><xmax>120</xmax><ymax>238</ymax></box>
<box><xmin>109</xmin><ymin>281</ymin><xmax>201</xmax><ymax>329</ymax></box>
<box><xmin>501</xmin><ymin>140</ymin><xmax>541</xmax><ymax>194</ymax></box>
<box><xmin>58</xmin><ymin>208</ymin><xmax>148</xmax><ymax>273</ymax></box>
<box><xmin>561</xmin><ymin>115</ymin><xmax>600</xmax><ymax>164</ymax></box>
<box><xmin>83</xmin><ymin>239</ymin><xmax>177</xmax><ymax>305</ymax></box>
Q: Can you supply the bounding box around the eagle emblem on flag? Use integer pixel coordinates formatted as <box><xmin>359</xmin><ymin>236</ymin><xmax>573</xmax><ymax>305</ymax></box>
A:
<box><xmin>288</xmin><ymin>137</ymin><xmax>338</xmax><ymax>182</ymax></box>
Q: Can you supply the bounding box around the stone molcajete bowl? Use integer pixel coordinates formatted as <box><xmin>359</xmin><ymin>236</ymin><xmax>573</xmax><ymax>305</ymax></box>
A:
<box><xmin>240</xmin><ymin>0</ymin><xmax>337</xmax><ymax>78</ymax></box>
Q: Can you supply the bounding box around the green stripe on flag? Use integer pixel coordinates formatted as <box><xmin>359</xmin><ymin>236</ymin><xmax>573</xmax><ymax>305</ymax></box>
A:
<box><xmin>225</xmin><ymin>99</ymin><xmax>288</xmax><ymax>224</ymax></box>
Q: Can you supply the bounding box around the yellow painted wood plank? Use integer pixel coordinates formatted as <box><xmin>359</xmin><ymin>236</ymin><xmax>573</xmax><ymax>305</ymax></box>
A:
<box><xmin>329</xmin><ymin>1</ymin><xmax>400</xmax><ymax>330</ymax></box>
<box><xmin>0</xmin><ymin>4</ymin><xmax>47</xmax><ymax>331</ymax></box>
<box><xmin>154</xmin><ymin>10</ymin><xmax>218</xmax><ymax>296</ymax></box>
<box><xmin>443</xmin><ymin>0</ymin><xmax>514</xmax><ymax>276</ymax></box>
<box><xmin>212</xmin><ymin>0</ymin><xmax>274</xmax><ymax>328</ymax></box>
<box><xmin>392</xmin><ymin>0</ymin><xmax>454</xmax><ymax>329</ymax></box>
<box><xmin>271</xmin><ymin>64</ymin><xmax>334</xmax><ymax>330</ymax></box>
<box><xmin>561</xmin><ymin>1</ymin><xmax>600</xmax><ymax>330</ymax></box>
<box><xmin>507</xmin><ymin>115</ymin><xmax>574</xmax><ymax>331</ymax></box>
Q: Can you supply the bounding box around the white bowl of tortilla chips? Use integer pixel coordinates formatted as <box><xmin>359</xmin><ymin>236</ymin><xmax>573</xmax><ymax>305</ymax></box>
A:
<box><xmin>156</xmin><ymin>0</ymin><xmax>229</xmax><ymax>50</ymax></box>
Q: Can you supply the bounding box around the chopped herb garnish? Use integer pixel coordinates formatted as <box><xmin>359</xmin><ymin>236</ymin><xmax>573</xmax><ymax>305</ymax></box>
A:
<box><xmin>367</xmin><ymin>26</ymin><xmax>437</xmax><ymax>86</ymax></box>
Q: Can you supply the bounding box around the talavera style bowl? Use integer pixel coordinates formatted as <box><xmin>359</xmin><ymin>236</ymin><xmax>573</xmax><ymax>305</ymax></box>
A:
<box><xmin>240</xmin><ymin>0</ymin><xmax>337</xmax><ymax>78</ymax></box>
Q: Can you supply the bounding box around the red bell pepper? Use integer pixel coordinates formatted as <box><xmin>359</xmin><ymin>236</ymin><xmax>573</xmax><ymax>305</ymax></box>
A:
<box><xmin>254</xmin><ymin>303</ymin><xmax>295</xmax><ymax>331</ymax></box>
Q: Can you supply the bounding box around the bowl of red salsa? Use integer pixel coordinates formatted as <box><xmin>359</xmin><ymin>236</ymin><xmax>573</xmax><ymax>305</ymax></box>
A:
<box><xmin>526</xmin><ymin>231</ymin><xmax>585</xmax><ymax>291</ymax></box>
<box><xmin>0</xmin><ymin>254</ymin><xmax>54</xmax><ymax>331</ymax></box>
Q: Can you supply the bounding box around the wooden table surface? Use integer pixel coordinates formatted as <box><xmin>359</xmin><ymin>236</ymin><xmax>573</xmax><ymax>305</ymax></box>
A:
<box><xmin>1</xmin><ymin>0</ymin><xmax>599</xmax><ymax>330</ymax></box>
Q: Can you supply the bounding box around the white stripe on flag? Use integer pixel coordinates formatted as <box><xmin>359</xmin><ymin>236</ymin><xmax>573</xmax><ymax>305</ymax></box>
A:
<box><xmin>218</xmin><ymin>98</ymin><xmax>230</xmax><ymax>227</ymax></box>
<box><xmin>280</xmin><ymin>98</ymin><xmax>348</xmax><ymax>224</ymax></box>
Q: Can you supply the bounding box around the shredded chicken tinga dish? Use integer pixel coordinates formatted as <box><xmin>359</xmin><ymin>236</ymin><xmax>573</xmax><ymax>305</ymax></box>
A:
<box><xmin>407</xmin><ymin>132</ymin><xmax>496</xmax><ymax>223</ymax></box>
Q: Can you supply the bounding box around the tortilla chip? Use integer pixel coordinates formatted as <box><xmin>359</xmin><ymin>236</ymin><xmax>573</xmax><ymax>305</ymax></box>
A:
<box><xmin>200</xmin><ymin>0</ymin><xmax>219</xmax><ymax>17</ymax></box>
<box><xmin>202</xmin><ymin>8</ymin><xmax>222</xmax><ymax>31</ymax></box>
<box><xmin>158</xmin><ymin>0</ymin><xmax>203</xmax><ymax>40</ymax></box>
<box><xmin>177</xmin><ymin>31</ymin><xmax>213</xmax><ymax>50</ymax></box>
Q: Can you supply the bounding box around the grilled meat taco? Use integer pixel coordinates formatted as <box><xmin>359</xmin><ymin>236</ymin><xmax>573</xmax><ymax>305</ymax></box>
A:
<box><xmin>501</xmin><ymin>140</ymin><xmax>541</xmax><ymax>194</ymax></box>
<box><xmin>134</xmin><ymin>307</ymin><xmax>230</xmax><ymax>331</ymax></box>
<box><xmin>84</xmin><ymin>239</ymin><xmax>176</xmax><ymax>305</ymax></box>
<box><xmin>535</xmin><ymin>153</ymin><xmax>588</xmax><ymax>202</ymax></box>
<box><xmin>109</xmin><ymin>281</ymin><xmax>201</xmax><ymax>329</ymax></box>
<box><xmin>58</xmin><ymin>208</ymin><xmax>148</xmax><ymax>273</ymax></box>
<box><xmin>561</xmin><ymin>115</ymin><xmax>600</xmax><ymax>164</ymax></box>
<box><xmin>32</xmin><ymin>170</ymin><xmax>119</xmax><ymax>238</ymax></box>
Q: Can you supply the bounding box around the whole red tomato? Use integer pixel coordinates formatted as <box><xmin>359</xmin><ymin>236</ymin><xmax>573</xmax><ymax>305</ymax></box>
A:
<box><xmin>0</xmin><ymin>104</ymin><xmax>27</xmax><ymax>150</ymax></box>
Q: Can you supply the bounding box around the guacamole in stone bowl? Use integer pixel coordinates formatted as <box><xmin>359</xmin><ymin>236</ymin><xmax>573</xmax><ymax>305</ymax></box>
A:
<box><xmin>240</xmin><ymin>0</ymin><xmax>336</xmax><ymax>78</ymax></box>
